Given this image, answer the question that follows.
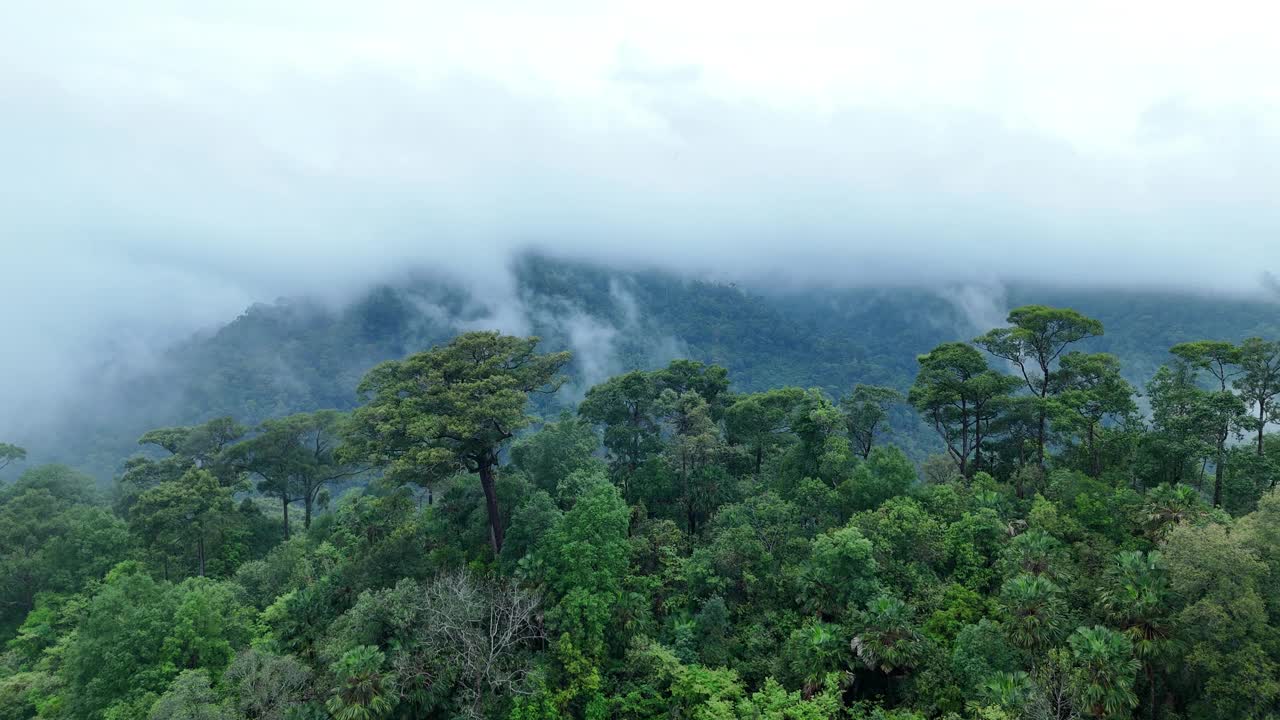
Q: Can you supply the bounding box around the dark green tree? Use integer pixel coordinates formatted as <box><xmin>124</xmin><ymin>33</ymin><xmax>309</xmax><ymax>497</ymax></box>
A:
<box><xmin>345</xmin><ymin>332</ymin><xmax>570</xmax><ymax>556</ymax></box>
<box><xmin>1235</xmin><ymin>337</ymin><xmax>1280</xmax><ymax>456</ymax></box>
<box><xmin>724</xmin><ymin>387</ymin><xmax>805</xmax><ymax>475</ymax></box>
<box><xmin>975</xmin><ymin>305</ymin><xmax>1104</xmax><ymax>467</ymax></box>
<box><xmin>842</xmin><ymin>384</ymin><xmax>904</xmax><ymax>460</ymax></box>
<box><xmin>578</xmin><ymin>370</ymin><xmax>662</xmax><ymax>499</ymax></box>
<box><xmin>1052</xmin><ymin>352</ymin><xmax>1137</xmax><ymax>477</ymax></box>
<box><xmin>0</xmin><ymin>442</ymin><xmax>25</xmax><ymax>472</ymax></box>
<box><xmin>227</xmin><ymin>410</ymin><xmax>363</xmax><ymax>537</ymax></box>
<box><xmin>910</xmin><ymin>343</ymin><xmax>1018</xmax><ymax>477</ymax></box>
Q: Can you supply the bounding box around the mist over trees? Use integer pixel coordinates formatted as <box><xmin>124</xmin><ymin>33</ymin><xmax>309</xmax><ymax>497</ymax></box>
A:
<box><xmin>6</xmin><ymin>292</ymin><xmax>1280</xmax><ymax>720</ymax></box>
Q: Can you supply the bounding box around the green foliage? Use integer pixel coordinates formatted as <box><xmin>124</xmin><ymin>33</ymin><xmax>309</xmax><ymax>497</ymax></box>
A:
<box><xmin>148</xmin><ymin>670</ymin><xmax>234</xmax><ymax>720</ymax></box>
<box><xmin>802</xmin><ymin>525</ymin><xmax>880</xmax><ymax>616</ymax></box>
<box><xmin>0</xmin><ymin>443</ymin><xmax>26</xmax><ymax>473</ymax></box>
<box><xmin>345</xmin><ymin>331</ymin><xmax>571</xmax><ymax>555</ymax></box>
<box><xmin>536</xmin><ymin>474</ymin><xmax>631</xmax><ymax>658</ymax></box>
<box><xmin>326</xmin><ymin>645</ymin><xmax>396</xmax><ymax>720</ymax></box>
<box><xmin>8</xmin><ymin>295</ymin><xmax>1280</xmax><ymax>720</ymax></box>
<box><xmin>1066</xmin><ymin>626</ymin><xmax>1139</xmax><ymax>719</ymax></box>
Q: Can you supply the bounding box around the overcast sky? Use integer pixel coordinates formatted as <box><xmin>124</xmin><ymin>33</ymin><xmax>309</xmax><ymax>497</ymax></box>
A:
<box><xmin>2</xmin><ymin>1</ymin><xmax>1280</xmax><ymax>433</ymax></box>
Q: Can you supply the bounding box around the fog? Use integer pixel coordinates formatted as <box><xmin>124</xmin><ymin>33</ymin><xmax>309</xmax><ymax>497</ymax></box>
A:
<box><xmin>3</xmin><ymin>1</ymin><xmax>1280</xmax><ymax>441</ymax></box>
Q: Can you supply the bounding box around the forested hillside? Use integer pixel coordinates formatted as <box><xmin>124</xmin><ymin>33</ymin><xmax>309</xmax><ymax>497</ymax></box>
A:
<box><xmin>5</xmin><ymin>284</ymin><xmax>1280</xmax><ymax>719</ymax></box>
<box><xmin>19</xmin><ymin>255</ymin><xmax>1280</xmax><ymax>480</ymax></box>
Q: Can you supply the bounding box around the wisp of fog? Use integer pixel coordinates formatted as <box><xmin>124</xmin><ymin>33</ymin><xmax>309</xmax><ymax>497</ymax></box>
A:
<box><xmin>2</xmin><ymin>0</ymin><xmax>1280</xmax><ymax>437</ymax></box>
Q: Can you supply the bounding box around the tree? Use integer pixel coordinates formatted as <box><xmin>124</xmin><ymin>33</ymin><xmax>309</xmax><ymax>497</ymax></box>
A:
<box><xmin>999</xmin><ymin>574</ymin><xmax>1066</xmax><ymax>657</ymax></box>
<box><xmin>140</xmin><ymin>417</ymin><xmax>247</xmax><ymax>485</ymax></box>
<box><xmin>658</xmin><ymin>389</ymin><xmax>727</xmax><ymax>535</ymax></box>
<box><xmin>654</xmin><ymin>359</ymin><xmax>731</xmax><ymax>419</ymax></box>
<box><xmin>327</xmin><ymin>646</ymin><xmax>397</xmax><ymax>720</ymax></box>
<box><xmin>510</xmin><ymin>411</ymin><xmax>604</xmax><ymax>494</ymax></box>
<box><xmin>1100</xmin><ymin>551</ymin><xmax>1170</xmax><ymax>720</ymax></box>
<box><xmin>724</xmin><ymin>387</ymin><xmax>804</xmax><ymax>475</ymax></box>
<box><xmin>61</xmin><ymin>563</ymin><xmax>179</xmax><ymax>719</ymax></box>
<box><xmin>1067</xmin><ymin>626</ymin><xmax>1139</xmax><ymax>719</ymax></box>
<box><xmin>1235</xmin><ymin>337</ymin><xmax>1280</xmax><ymax>456</ymax></box>
<box><xmin>222</xmin><ymin>649</ymin><xmax>313</xmax><ymax>720</ymax></box>
<box><xmin>148</xmin><ymin>670</ymin><xmax>234</xmax><ymax>720</ymax></box>
<box><xmin>842</xmin><ymin>384</ymin><xmax>904</xmax><ymax>460</ymax></box>
<box><xmin>1052</xmin><ymin>352</ymin><xmax>1137</xmax><ymax>477</ymax></box>
<box><xmin>0</xmin><ymin>467</ymin><xmax>129</xmax><ymax>632</ymax></box>
<box><xmin>802</xmin><ymin>525</ymin><xmax>881</xmax><ymax>617</ymax></box>
<box><xmin>850</xmin><ymin>595</ymin><xmax>926</xmax><ymax>675</ymax></box>
<box><xmin>786</xmin><ymin>389</ymin><xmax>857</xmax><ymax>486</ymax></box>
<box><xmin>910</xmin><ymin>343</ymin><xmax>1018</xmax><ymax>477</ymax></box>
<box><xmin>227</xmin><ymin>410</ymin><xmax>363</xmax><ymax>537</ymax></box>
<box><xmin>536</xmin><ymin>475</ymin><xmax>630</xmax><ymax>658</ymax></box>
<box><xmin>1171</xmin><ymin>342</ymin><xmax>1248</xmax><ymax>505</ymax></box>
<box><xmin>1142</xmin><ymin>483</ymin><xmax>1207</xmax><ymax>540</ymax></box>
<box><xmin>1146</xmin><ymin>362</ymin><xmax>1221</xmax><ymax>488</ymax></box>
<box><xmin>397</xmin><ymin>572</ymin><xmax>542</xmax><ymax>719</ymax></box>
<box><xmin>975</xmin><ymin>305</ymin><xmax>1104</xmax><ymax>467</ymax></box>
<box><xmin>579</xmin><ymin>370</ymin><xmax>663</xmax><ymax>494</ymax></box>
<box><xmin>129</xmin><ymin>468</ymin><xmax>234</xmax><ymax>577</ymax></box>
<box><xmin>0</xmin><ymin>443</ymin><xmax>25</xmax><ymax>472</ymax></box>
<box><xmin>345</xmin><ymin>332</ymin><xmax>570</xmax><ymax>556</ymax></box>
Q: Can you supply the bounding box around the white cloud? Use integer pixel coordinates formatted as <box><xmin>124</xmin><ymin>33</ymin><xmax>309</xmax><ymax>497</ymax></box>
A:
<box><xmin>2</xmin><ymin>0</ymin><xmax>1279</xmax><ymax>435</ymax></box>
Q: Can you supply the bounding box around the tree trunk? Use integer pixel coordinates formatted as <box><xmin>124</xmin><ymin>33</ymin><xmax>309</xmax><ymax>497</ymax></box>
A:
<box><xmin>478</xmin><ymin>461</ymin><xmax>504</xmax><ymax>556</ymax></box>
<box><xmin>1259</xmin><ymin>403</ymin><xmax>1268</xmax><ymax>456</ymax></box>
<box><xmin>973</xmin><ymin>414</ymin><xmax>983</xmax><ymax>474</ymax></box>
<box><xmin>1146</xmin><ymin>663</ymin><xmax>1157</xmax><ymax>720</ymax></box>
<box><xmin>282</xmin><ymin>495</ymin><xmax>291</xmax><ymax>539</ymax></box>
<box><xmin>1037</xmin><ymin>407</ymin><xmax>1047</xmax><ymax>469</ymax></box>
<box><xmin>1083</xmin><ymin>422</ymin><xmax>1094</xmax><ymax>477</ymax></box>
<box><xmin>304</xmin><ymin>493</ymin><xmax>313</xmax><ymax>529</ymax></box>
<box><xmin>197</xmin><ymin>535</ymin><xmax>206</xmax><ymax>577</ymax></box>
<box><xmin>1214</xmin><ymin>438</ymin><xmax>1226</xmax><ymax>508</ymax></box>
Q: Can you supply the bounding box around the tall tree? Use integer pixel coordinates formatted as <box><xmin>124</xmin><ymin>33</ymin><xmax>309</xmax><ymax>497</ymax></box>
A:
<box><xmin>910</xmin><ymin>343</ymin><xmax>1018</xmax><ymax>477</ymax></box>
<box><xmin>0</xmin><ymin>442</ymin><xmax>25</xmax><ymax>472</ymax></box>
<box><xmin>344</xmin><ymin>332</ymin><xmax>570</xmax><ymax>556</ymax></box>
<box><xmin>1147</xmin><ymin>360</ymin><xmax>1242</xmax><ymax>498</ymax></box>
<box><xmin>658</xmin><ymin>389</ymin><xmax>726</xmax><ymax>535</ymax></box>
<box><xmin>1235</xmin><ymin>337</ymin><xmax>1280</xmax><ymax>456</ymax></box>
<box><xmin>975</xmin><ymin>305</ymin><xmax>1104</xmax><ymax>467</ymax></box>
<box><xmin>579</xmin><ymin>370</ymin><xmax>663</xmax><ymax>498</ymax></box>
<box><xmin>1100</xmin><ymin>551</ymin><xmax>1170</xmax><ymax>720</ymax></box>
<box><xmin>129</xmin><ymin>469</ymin><xmax>233</xmax><ymax>577</ymax></box>
<box><xmin>724</xmin><ymin>387</ymin><xmax>804</xmax><ymax>475</ymax></box>
<box><xmin>1067</xmin><ymin>626</ymin><xmax>1140</xmax><ymax>719</ymax></box>
<box><xmin>1052</xmin><ymin>352</ymin><xmax>1138</xmax><ymax>477</ymax></box>
<box><xmin>1172</xmin><ymin>342</ymin><xmax>1245</xmax><ymax>504</ymax></box>
<box><xmin>655</xmin><ymin>359</ymin><xmax>731</xmax><ymax>419</ymax></box>
<box><xmin>227</xmin><ymin>410</ymin><xmax>363</xmax><ymax>537</ymax></box>
<box><xmin>841</xmin><ymin>384</ymin><xmax>904</xmax><ymax>460</ymax></box>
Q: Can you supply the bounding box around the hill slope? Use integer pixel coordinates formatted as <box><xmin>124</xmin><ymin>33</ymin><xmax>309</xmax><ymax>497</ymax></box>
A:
<box><xmin>22</xmin><ymin>255</ymin><xmax>1280</xmax><ymax>478</ymax></box>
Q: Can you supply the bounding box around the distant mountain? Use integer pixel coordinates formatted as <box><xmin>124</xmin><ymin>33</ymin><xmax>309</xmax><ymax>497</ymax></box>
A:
<box><xmin>25</xmin><ymin>254</ymin><xmax>1280</xmax><ymax>480</ymax></box>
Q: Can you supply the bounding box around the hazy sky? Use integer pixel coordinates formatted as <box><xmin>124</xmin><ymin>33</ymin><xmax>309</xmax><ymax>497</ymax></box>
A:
<box><xmin>2</xmin><ymin>1</ymin><xmax>1280</xmax><ymax>433</ymax></box>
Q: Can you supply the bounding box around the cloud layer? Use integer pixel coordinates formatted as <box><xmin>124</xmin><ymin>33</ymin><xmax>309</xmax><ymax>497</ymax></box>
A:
<box><xmin>3</xmin><ymin>1</ymin><xmax>1280</xmax><ymax>435</ymax></box>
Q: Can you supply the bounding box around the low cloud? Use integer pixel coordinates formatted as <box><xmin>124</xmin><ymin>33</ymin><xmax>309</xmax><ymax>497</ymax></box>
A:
<box><xmin>2</xmin><ymin>1</ymin><xmax>1280</xmax><ymax>440</ymax></box>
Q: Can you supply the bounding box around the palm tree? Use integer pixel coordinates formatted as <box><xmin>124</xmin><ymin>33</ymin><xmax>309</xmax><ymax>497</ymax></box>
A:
<box><xmin>1142</xmin><ymin>484</ymin><xmax>1205</xmax><ymax>539</ymax></box>
<box><xmin>978</xmin><ymin>670</ymin><xmax>1033</xmax><ymax>712</ymax></box>
<box><xmin>1000</xmin><ymin>574</ymin><xmax>1067</xmax><ymax>658</ymax></box>
<box><xmin>1068</xmin><ymin>626</ymin><xmax>1140</xmax><ymax>719</ymax></box>
<box><xmin>1000</xmin><ymin>529</ymin><xmax>1068</xmax><ymax>580</ymax></box>
<box><xmin>850</xmin><ymin>595</ymin><xmax>925</xmax><ymax>675</ymax></box>
<box><xmin>327</xmin><ymin>645</ymin><xmax>397</xmax><ymax>720</ymax></box>
<box><xmin>1100</xmin><ymin>551</ymin><xmax>1171</xmax><ymax>720</ymax></box>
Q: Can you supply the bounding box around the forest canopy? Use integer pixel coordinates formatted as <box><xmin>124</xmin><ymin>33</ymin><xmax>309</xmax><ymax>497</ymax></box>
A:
<box><xmin>4</xmin><ymin>305</ymin><xmax>1280</xmax><ymax>720</ymax></box>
